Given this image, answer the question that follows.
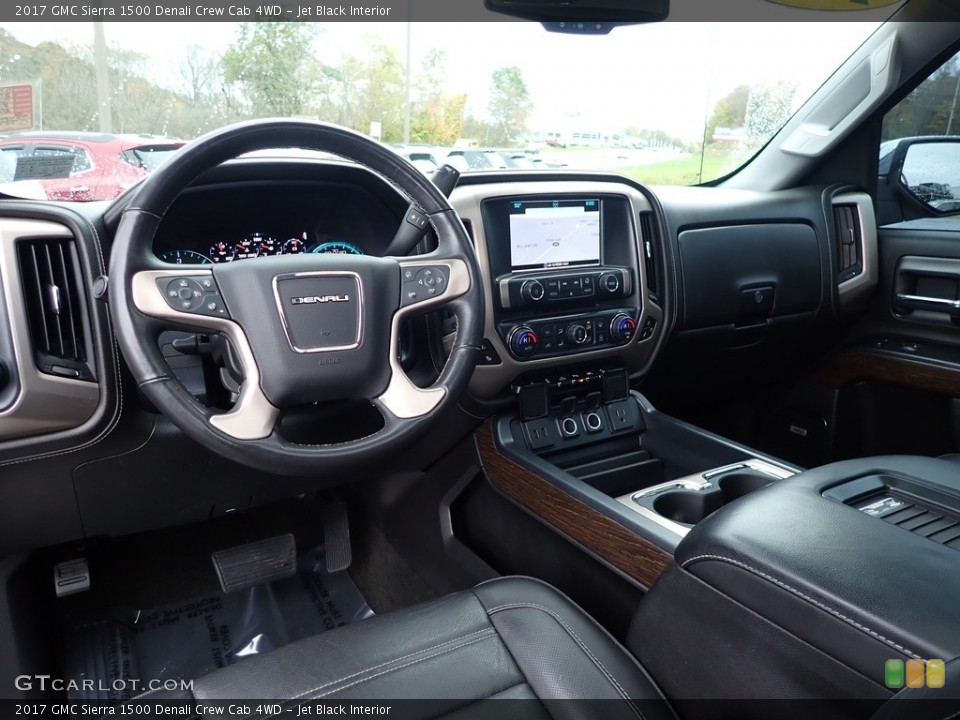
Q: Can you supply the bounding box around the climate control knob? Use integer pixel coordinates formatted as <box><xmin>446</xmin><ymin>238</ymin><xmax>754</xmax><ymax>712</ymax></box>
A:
<box><xmin>508</xmin><ymin>326</ymin><xmax>539</xmax><ymax>358</ymax></box>
<box><xmin>598</xmin><ymin>273</ymin><xmax>621</xmax><ymax>293</ymax></box>
<box><xmin>566</xmin><ymin>323</ymin><xmax>590</xmax><ymax>345</ymax></box>
<box><xmin>610</xmin><ymin>313</ymin><xmax>637</xmax><ymax>343</ymax></box>
<box><xmin>520</xmin><ymin>279</ymin><xmax>545</xmax><ymax>302</ymax></box>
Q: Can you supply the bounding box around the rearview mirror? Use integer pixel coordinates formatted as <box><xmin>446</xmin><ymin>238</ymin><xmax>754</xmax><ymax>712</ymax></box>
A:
<box><xmin>885</xmin><ymin>136</ymin><xmax>960</xmax><ymax>214</ymax></box>
<box><xmin>484</xmin><ymin>0</ymin><xmax>669</xmax><ymax>28</ymax></box>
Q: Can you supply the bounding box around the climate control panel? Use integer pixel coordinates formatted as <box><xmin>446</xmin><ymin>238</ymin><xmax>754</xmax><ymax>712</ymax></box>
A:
<box><xmin>499</xmin><ymin>267</ymin><xmax>632</xmax><ymax>310</ymax></box>
<box><xmin>500</xmin><ymin>308</ymin><xmax>639</xmax><ymax>361</ymax></box>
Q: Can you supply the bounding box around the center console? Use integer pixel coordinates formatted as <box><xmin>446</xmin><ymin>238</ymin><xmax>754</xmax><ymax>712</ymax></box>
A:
<box><xmin>479</xmin><ymin>387</ymin><xmax>960</xmax><ymax>715</ymax></box>
<box><xmin>482</xmin><ymin>195</ymin><xmax>645</xmax><ymax>362</ymax></box>
<box><xmin>627</xmin><ymin>455</ymin><xmax>960</xmax><ymax>715</ymax></box>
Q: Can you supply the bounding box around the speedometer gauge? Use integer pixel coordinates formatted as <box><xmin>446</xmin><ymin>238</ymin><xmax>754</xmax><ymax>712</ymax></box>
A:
<box><xmin>159</xmin><ymin>250</ymin><xmax>211</xmax><ymax>265</ymax></box>
<box><xmin>312</xmin><ymin>240</ymin><xmax>363</xmax><ymax>255</ymax></box>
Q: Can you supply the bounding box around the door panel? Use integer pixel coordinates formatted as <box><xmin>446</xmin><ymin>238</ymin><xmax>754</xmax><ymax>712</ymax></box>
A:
<box><xmin>815</xmin><ymin>221</ymin><xmax>960</xmax><ymax>459</ymax></box>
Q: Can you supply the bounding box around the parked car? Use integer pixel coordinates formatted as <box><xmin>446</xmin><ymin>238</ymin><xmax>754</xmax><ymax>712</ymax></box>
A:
<box><xmin>0</xmin><ymin>131</ymin><xmax>184</xmax><ymax>201</ymax></box>
<box><xmin>389</xmin><ymin>144</ymin><xmax>442</xmax><ymax>174</ymax></box>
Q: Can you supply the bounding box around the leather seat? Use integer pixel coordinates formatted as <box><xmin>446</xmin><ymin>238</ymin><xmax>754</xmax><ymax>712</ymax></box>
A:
<box><xmin>160</xmin><ymin>576</ymin><xmax>675</xmax><ymax>718</ymax></box>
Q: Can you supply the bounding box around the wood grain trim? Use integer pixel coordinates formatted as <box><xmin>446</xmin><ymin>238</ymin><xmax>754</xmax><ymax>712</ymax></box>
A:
<box><xmin>475</xmin><ymin>423</ymin><xmax>672</xmax><ymax>589</ymax></box>
<box><xmin>816</xmin><ymin>350</ymin><xmax>960</xmax><ymax>396</ymax></box>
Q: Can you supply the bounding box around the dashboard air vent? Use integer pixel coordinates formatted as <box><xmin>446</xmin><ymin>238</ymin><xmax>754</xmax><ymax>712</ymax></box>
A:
<box><xmin>461</xmin><ymin>218</ymin><xmax>475</xmax><ymax>242</ymax></box>
<box><xmin>834</xmin><ymin>203</ymin><xmax>863</xmax><ymax>283</ymax></box>
<box><xmin>638</xmin><ymin>213</ymin><xmax>660</xmax><ymax>303</ymax></box>
<box><xmin>16</xmin><ymin>237</ymin><xmax>95</xmax><ymax>380</ymax></box>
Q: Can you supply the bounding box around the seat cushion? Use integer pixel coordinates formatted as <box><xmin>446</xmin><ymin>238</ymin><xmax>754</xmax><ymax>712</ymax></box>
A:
<box><xmin>171</xmin><ymin>576</ymin><xmax>673</xmax><ymax>718</ymax></box>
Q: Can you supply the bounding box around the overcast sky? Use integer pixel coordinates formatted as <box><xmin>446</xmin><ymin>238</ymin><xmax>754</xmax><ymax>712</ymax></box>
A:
<box><xmin>2</xmin><ymin>21</ymin><xmax>880</xmax><ymax>140</ymax></box>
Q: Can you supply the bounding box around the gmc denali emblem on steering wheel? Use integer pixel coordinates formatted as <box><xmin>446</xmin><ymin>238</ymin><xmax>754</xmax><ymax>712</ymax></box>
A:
<box><xmin>290</xmin><ymin>295</ymin><xmax>351</xmax><ymax>305</ymax></box>
<box><xmin>272</xmin><ymin>271</ymin><xmax>364</xmax><ymax>354</ymax></box>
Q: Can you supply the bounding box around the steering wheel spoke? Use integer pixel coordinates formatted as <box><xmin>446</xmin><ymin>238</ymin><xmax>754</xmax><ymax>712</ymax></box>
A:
<box><xmin>131</xmin><ymin>268</ymin><xmax>279</xmax><ymax>440</ymax></box>
<box><xmin>374</xmin><ymin>257</ymin><xmax>471</xmax><ymax>419</ymax></box>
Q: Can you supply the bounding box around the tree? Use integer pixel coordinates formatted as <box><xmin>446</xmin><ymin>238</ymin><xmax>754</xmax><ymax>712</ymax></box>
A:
<box><xmin>410</xmin><ymin>49</ymin><xmax>466</xmax><ymax>145</ymax></box>
<box><xmin>487</xmin><ymin>66</ymin><xmax>532</xmax><ymax>146</ymax></box>
<box><xmin>358</xmin><ymin>40</ymin><xmax>406</xmax><ymax>142</ymax></box>
<box><xmin>175</xmin><ymin>45</ymin><xmax>237</xmax><ymax>137</ymax></box>
<box><xmin>222</xmin><ymin>23</ymin><xmax>317</xmax><ymax>118</ymax></box>
<box><xmin>882</xmin><ymin>58</ymin><xmax>960</xmax><ymax>140</ymax></box>
<box><xmin>705</xmin><ymin>84</ymin><xmax>749</xmax><ymax>144</ymax></box>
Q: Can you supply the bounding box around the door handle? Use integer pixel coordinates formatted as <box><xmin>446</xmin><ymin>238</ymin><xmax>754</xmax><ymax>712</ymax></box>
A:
<box><xmin>895</xmin><ymin>293</ymin><xmax>960</xmax><ymax>315</ymax></box>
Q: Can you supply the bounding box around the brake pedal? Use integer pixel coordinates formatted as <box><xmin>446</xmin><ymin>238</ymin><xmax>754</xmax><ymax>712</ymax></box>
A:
<box><xmin>322</xmin><ymin>502</ymin><xmax>352</xmax><ymax>573</ymax></box>
<box><xmin>212</xmin><ymin>534</ymin><xmax>296</xmax><ymax>593</ymax></box>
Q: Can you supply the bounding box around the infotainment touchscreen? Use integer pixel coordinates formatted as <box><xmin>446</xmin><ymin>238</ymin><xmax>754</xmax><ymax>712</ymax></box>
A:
<box><xmin>508</xmin><ymin>199</ymin><xmax>601</xmax><ymax>270</ymax></box>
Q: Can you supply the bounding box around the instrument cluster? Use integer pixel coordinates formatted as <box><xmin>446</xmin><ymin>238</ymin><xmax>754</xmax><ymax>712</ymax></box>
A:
<box><xmin>157</xmin><ymin>233</ymin><xmax>364</xmax><ymax>265</ymax></box>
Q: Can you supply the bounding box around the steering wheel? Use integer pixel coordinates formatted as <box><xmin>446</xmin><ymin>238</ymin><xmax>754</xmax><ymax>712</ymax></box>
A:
<box><xmin>108</xmin><ymin>119</ymin><xmax>483</xmax><ymax>476</ymax></box>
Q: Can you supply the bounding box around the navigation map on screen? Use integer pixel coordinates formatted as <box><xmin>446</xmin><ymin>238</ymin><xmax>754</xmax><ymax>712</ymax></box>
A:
<box><xmin>508</xmin><ymin>199</ymin><xmax>601</xmax><ymax>270</ymax></box>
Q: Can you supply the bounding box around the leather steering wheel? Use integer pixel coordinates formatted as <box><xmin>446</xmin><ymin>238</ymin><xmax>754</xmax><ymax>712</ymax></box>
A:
<box><xmin>108</xmin><ymin>119</ymin><xmax>483</xmax><ymax>476</ymax></box>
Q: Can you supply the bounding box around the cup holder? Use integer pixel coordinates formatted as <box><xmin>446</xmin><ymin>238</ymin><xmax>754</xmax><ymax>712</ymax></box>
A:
<box><xmin>653</xmin><ymin>491</ymin><xmax>722</xmax><ymax>525</ymax></box>
<box><xmin>718</xmin><ymin>471</ymin><xmax>774</xmax><ymax>504</ymax></box>
<box><xmin>651</xmin><ymin>470</ymin><xmax>775</xmax><ymax>525</ymax></box>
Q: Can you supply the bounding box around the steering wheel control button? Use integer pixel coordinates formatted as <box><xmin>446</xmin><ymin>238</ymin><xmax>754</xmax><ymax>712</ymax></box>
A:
<box><xmin>405</xmin><ymin>208</ymin><xmax>429</xmax><ymax>230</ymax></box>
<box><xmin>508</xmin><ymin>326</ymin><xmax>539</xmax><ymax>358</ymax></box>
<box><xmin>478</xmin><ymin>338</ymin><xmax>503</xmax><ymax>366</ymax></box>
<box><xmin>158</xmin><ymin>275</ymin><xmax>231</xmax><ymax>319</ymax></box>
<box><xmin>400</xmin><ymin>264</ymin><xmax>451</xmax><ymax>306</ymax></box>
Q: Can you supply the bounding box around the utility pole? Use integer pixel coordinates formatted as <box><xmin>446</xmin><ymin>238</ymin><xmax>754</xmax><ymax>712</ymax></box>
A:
<box><xmin>402</xmin><ymin>3</ymin><xmax>411</xmax><ymax>145</ymax></box>
<box><xmin>94</xmin><ymin>22</ymin><xmax>112</xmax><ymax>133</ymax></box>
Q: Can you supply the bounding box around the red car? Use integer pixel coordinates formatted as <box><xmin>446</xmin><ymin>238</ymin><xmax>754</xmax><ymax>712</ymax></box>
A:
<box><xmin>0</xmin><ymin>131</ymin><xmax>184</xmax><ymax>201</ymax></box>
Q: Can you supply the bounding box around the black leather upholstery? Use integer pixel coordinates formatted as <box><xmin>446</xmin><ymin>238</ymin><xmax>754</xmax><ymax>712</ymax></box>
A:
<box><xmin>672</xmin><ymin>456</ymin><xmax>960</xmax><ymax>687</ymax></box>
<box><xmin>162</xmin><ymin>576</ymin><xmax>673</xmax><ymax>718</ymax></box>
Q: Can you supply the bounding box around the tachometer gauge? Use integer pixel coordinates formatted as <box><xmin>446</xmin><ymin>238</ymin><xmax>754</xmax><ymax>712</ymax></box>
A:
<box><xmin>209</xmin><ymin>241</ymin><xmax>234</xmax><ymax>263</ymax></box>
<box><xmin>282</xmin><ymin>232</ymin><xmax>309</xmax><ymax>255</ymax></box>
<box><xmin>255</xmin><ymin>233</ymin><xmax>280</xmax><ymax>257</ymax></box>
<box><xmin>159</xmin><ymin>250</ymin><xmax>211</xmax><ymax>265</ymax></box>
<box><xmin>312</xmin><ymin>240</ymin><xmax>363</xmax><ymax>255</ymax></box>
<box><xmin>234</xmin><ymin>235</ymin><xmax>259</xmax><ymax>260</ymax></box>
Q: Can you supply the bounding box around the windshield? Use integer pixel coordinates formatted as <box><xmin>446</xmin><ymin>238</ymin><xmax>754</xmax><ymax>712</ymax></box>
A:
<box><xmin>0</xmin><ymin>20</ymin><xmax>880</xmax><ymax>201</ymax></box>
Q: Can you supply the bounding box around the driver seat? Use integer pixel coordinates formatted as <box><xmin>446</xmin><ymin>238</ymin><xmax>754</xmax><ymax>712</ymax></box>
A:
<box><xmin>149</xmin><ymin>576</ymin><xmax>675</xmax><ymax>718</ymax></box>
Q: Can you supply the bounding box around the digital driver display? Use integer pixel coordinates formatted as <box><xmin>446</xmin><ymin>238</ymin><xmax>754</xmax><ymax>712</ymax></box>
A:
<box><xmin>508</xmin><ymin>199</ymin><xmax>601</xmax><ymax>270</ymax></box>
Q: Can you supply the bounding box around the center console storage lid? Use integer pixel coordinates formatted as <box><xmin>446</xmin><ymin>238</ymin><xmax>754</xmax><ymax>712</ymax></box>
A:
<box><xmin>674</xmin><ymin>455</ymin><xmax>960</xmax><ymax>682</ymax></box>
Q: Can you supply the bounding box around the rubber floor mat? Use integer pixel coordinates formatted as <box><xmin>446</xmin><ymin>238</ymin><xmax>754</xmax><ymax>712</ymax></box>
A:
<box><xmin>61</xmin><ymin>545</ymin><xmax>374</xmax><ymax>700</ymax></box>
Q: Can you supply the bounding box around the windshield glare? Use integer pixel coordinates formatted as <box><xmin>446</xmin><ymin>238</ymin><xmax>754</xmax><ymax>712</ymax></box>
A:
<box><xmin>0</xmin><ymin>20</ymin><xmax>880</xmax><ymax>201</ymax></box>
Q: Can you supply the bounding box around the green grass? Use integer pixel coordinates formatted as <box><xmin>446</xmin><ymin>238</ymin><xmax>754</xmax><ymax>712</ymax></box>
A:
<box><xmin>618</xmin><ymin>147</ymin><xmax>754</xmax><ymax>186</ymax></box>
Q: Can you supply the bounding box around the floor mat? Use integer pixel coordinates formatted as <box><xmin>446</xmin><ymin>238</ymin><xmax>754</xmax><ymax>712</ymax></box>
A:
<box><xmin>61</xmin><ymin>545</ymin><xmax>373</xmax><ymax>700</ymax></box>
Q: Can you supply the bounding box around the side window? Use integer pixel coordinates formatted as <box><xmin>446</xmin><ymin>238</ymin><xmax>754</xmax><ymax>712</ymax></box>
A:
<box><xmin>0</xmin><ymin>146</ymin><xmax>26</xmax><ymax>183</ymax></box>
<box><xmin>33</xmin><ymin>145</ymin><xmax>92</xmax><ymax>174</ymax></box>
<box><xmin>881</xmin><ymin>49</ymin><xmax>960</xmax><ymax>217</ymax></box>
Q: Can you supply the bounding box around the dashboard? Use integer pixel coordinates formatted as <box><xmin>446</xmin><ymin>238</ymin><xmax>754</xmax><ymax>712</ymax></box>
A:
<box><xmin>0</xmin><ymin>156</ymin><xmax>881</xmax><ymax>550</ymax></box>
<box><xmin>151</xmin><ymin>180</ymin><xmax>403</xmax><ymax>265</ymax></box>
<box><xmin>142</xmin><ymin>164</ymin><xmax>873</xmax><ymax>410</ymax></box>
